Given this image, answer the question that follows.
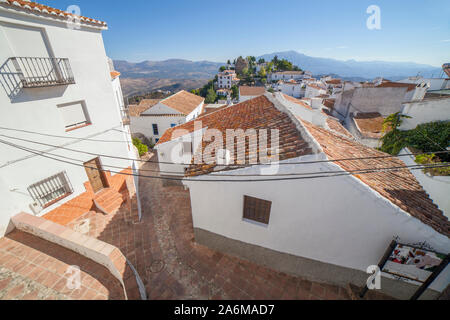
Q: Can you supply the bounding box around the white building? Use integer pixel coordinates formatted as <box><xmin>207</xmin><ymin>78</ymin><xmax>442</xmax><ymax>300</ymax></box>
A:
<box><xmin>398</xmin><ymin>76</ymin><xmax>450</xmax><ymax>92</ymax></box>
<box><xmin>0</xmin><ymin>1</ymin><xmax>136</xmax><ymax>236</ymax></box>
<box><xmin>217</xmin><ymin>69</ymin><xmax>238</xmax><ymax>89</ymax></box>
<box><xmin>268</xmin><ymin>71</ymin><xmax>304</xmax><ymax>82</ymax></box>
<box><xmin>304</xmin><ymin>83</ymin><xmax>327</xmax><ymax>98</ymax></box>
<box><xmin>154</xmin><ymin>93</ymin><xmax>450</xmax><ymax>298</ymax></box>
<box><xmin>129</xmin><ymin>90</ymin><xmax>204</xmax><ymax>144</ymax></box>
<box><xmin>277</xmin><ymin>80</ymin><xmax>305</xmax><ymax>98</ymax></box>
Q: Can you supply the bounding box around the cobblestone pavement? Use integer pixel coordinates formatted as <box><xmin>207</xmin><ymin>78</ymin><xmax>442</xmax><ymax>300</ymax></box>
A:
<box><xmin>68</xmin><ymin>159</ymin><xmax>352</xmax><ymax>300</ymax></box>
<box><xmin>0</xmin><ymin>230</ymin><xmax>125</xmax><ymax>300</ymax></box>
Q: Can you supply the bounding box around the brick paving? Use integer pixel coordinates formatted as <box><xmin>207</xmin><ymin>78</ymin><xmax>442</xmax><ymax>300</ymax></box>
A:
<box><xmin>66</xmin><ymin>158</ymin><xmax>352</xmax><ymax>300</ymax></box>
<box><xmin>0</xmin><ymin>230</ymin><xmax>125</xmax><ymax>300</ymax></box>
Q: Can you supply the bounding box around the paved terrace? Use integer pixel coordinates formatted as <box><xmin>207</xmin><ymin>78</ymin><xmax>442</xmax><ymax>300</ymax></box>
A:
<box><xmin>0</xmin><ymin>230</ymin><xmax>125</xmax><ymax>300</ymax></box>
<box><xmin>63</xmin><ymin>157</ymin><xmax>353</xmax><ymax>300</ymax></box>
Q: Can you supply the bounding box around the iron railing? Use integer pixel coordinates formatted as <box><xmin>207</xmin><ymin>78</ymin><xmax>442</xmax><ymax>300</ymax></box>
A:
<box><xmin>28</xmin><ymin>171</ymin><xmax>74</xmax><ymax>208</ymax></box>
<box><xmin>10</xmin><ymin>57</ymin><xmax>75</xmax><ymax>88</ymax></box>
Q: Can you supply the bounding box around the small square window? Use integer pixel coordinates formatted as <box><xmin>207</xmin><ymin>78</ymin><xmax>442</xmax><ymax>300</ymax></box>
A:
<box><xmin>58</xmin><ymin>101</ymin><xmax>90</xmax><ymax>131</ymax></box>
<box><xmin>152</xmin><ymin>124</ymin><xmax>159</xmax><ymax>135</ymax></box>
<box><xmin>243</xmin><ymin>195</ymin><xmax>272</xmax><ymax>225</ymax></box>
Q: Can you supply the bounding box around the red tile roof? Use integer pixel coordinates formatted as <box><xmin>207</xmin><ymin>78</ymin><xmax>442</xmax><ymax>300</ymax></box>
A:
<box><xmin>129</xmin><ymin>99</ymin><xmax>161</xmax><ymax>117</ymax></box>
<box><xmin>156</xmin><ymin>95</ymin><xmax>313</xmax><ymax>175</ymax></box>
<box><xmin>377</xmin><ymin>81</ymin><xmax>417</xmax><ymax>92</ymax></box>
<box><xmin>159</xmin><ymin>90</ymin><xmax>204</xmax><ymax>115</ymax></box>
<box><xmin>110</xmin><ymin>71</ymin><xmax>121</xmax><ymax>80</ymax></box>
<box><xmin>326</xmin><ymin>118</ymin><xmax>354</xmax><ymax>139</ymax></box>
<box><xmin>353</xmin><ymin>112</ymin><xmax>388</xmax><ymax>139</ymax></box>
<box><xmin>301</xmin><ymin>120</ymin><xmax>449</xmax><ymax>237</ymax></box>
<box><xmin>281</xmin><ymin>94</ymin><xmax>312</xmax><ymax>110</ymax></box>
<box><xmin>239</xmin><ymin>86</ymin><xmax>266</xmax><ymax>96</ymax></box>
<box><xmin>0</xmin><ymin>0</ymin><xmax>107</xmax><ymax>27</ymax></box>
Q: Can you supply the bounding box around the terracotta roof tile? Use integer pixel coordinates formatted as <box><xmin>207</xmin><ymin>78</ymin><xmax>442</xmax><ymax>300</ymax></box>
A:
<box><xmin>353</xmin><ymin>112</ymin><xmax>388</xmax><ymax>139</ymax></box>
<box><xmin>129</xmin><ymin>99</ymin><xmax>161</xmax><ymax>117</ymax></box>
<box><xmin>281</xmin><ymin>94</ymin><xmax>312</xmax><ymax>110</ymax></box>
<box><xmin>239</xmin><ymin>86</ymin><xmax>266</xmax><ymax>96</ymax></box>
<box><xmin>326</xmin><ymin>118</ymin><xmax>354</xmax><ymax>139</ymax></box>
<box><xmin>377</xmin><ymin>81</ymin><xmax>417</xmax><ymax>92</ymax></box>
<box><xmin>301</xmin><ymin>120</ymin><xmax>449</xmax><ymax>237</ymax></box>
<box><xmin>156</xmin><ymin>95</ymin><xmax>313</xmax><ymax>175</ymax></box>
<box><xmin>0</xmin><ymin>0</ymin><xmax>107</xmax><ymax>27</ymax></box>
<box><xmin>159</xmin><ymin>90</ymin><xmax>204</xmax><ymax>115</ymax></box>
<box><xmin>110</xmin><ymin>71</ymin><xmax>121</xmax><ymax>80</ymax></box>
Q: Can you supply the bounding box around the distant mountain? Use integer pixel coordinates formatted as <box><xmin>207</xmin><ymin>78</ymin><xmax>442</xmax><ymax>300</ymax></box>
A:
<box><xmin>115</xmin><ymin>53</ymin><xmax>443</xmax><ymax>97</ymax></box>
<box><xmin>119</xmin><ymin>78</ymin><xmax>209</xmax><ymax>97</ymax></box>
<box><xmin>258</xmin><ymin>51</ymin><xmax>442</xmax><ymax>79</ymax></box>
<box><xmin>114</xmin><ymin>59</ymin><xmax>224</xmax><ymax>80</ymax></box>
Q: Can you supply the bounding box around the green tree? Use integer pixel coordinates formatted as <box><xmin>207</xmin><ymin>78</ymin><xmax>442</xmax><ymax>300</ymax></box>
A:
<box><xmin>258</xmin><ymin>66</ymin><xmax>266</xmax><ymax>78</ymax></box>
<box><xmin>258</xmin><ymin>58</ymin><xmax>265</xmax><ymax>64</ymax></box>
<box><xmin>219</xmin><ymin>66</ymin><xmax>227</xmax><ymax>72</ymax></box>
<box><xmin>231</xmin><ymin>85</ymin><xmax>239</xmax><ymax>100</ymax></box>
<box><xmin>205</xmin><ymin>87</ymin><xmax>217</xmax><ymax>103</ymax></box>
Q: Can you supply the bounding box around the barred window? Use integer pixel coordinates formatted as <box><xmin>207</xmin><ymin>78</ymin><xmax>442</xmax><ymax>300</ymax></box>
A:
<box><xmin>28</xmin><ymin>171</ymin><xmax>73</xmax><ymax>208</ymax></box>
<box><xmin>243</xmin><ymin>195</ymin><xmax>272</xmax><ymax>225</ymax></box>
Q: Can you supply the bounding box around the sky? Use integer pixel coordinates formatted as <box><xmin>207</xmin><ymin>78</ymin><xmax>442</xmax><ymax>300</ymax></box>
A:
<box><xmin>40</xmin><ymin>0</ymin><xmax>450</xmax><ymax>66</ymax></box>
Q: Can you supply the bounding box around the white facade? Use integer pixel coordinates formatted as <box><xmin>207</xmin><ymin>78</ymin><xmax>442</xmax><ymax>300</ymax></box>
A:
<box><xmin>278</xmin><ymin>81</ymin><xmax>305</xmax><ymax>98</ymax></box>
<box><xmin>130</xmin><ymin>97</ymin><xmax>204</xmax><ymax>144</ymax></box>
<box><xmin>217</xmin><ymin>70</ymin><xmax>237</xmax><ymax>89</ymax></box>
<box><xmin>304</xmin><ymin>84</ymin><xmax>327</xmax><ymax>98</ymax></box>
<box><xmin>268</xmin><ymin>71</ymin><xmax>304</xmax><ymax>82</ymax></box>
<box><xmin>399</xmin><ymin>77</ymin><xmax>450</xmax><ymax>92</ymax></box>
<box><xmin>0</xmin><ymin>7</ymin><xmax>134</xmax><ymax>235</ymax></box>
<box><xmin>184</xmin><ymin>155</ymin><xmax>450</xmax><ymax>293</ymax></box>
<box><xmin>399</xmin><ymin>97</ymin><xmax>450</xmax><ymax>130</ymax></box>
<box><xmin>400</xmin><ymin>148</ymin><xmax>450</xmax><ymax>218</ymax></box>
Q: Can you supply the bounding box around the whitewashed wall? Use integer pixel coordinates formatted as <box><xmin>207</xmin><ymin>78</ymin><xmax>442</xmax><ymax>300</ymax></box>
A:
<box><xmin>399</xmin><ymin>97</ymin><xmax>450</xmax><ymax>130</ymax></box>
<box><xmin>184</xmin><ymin>155</ymin><xmax>450</xmax><ymax>291</ymax></box>
<box><xmin>399</xmin><ymin>148</ymin><xmax>450</xmax><ymax>217</ymax></box>
<box><xmin>0</xmin><ymin>10</ymin><xmax>133</xmax><ymax>235</ymax></box>
<box><xmin>130</xmin><ymin>101</ymin><xmax>203</xmax><ymax>143</ymax></box>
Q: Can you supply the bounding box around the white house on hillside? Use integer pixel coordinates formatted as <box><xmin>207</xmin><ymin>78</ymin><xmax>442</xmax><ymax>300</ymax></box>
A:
<box><xmin>154</xmin><ymin>93</ymin><xmax>450</xmax><ymax>299</ymax></box>
<box><xmin>0</xmin><ymin>1</ymin><xmax>136</xmax><ymax>236</ymax></box>
<box><xmin>129</xmin><ymin>90</ymin><xmax>204</xmax><ymax>144</ymax></box>
<box><xmin>217</xmin><ymin>69</ymin><xmax>238</xmax><ymax>89</ymax></box>
<box><xmin>268</xmin><ymin>71</ymin><xmax>304</xmax><ymax>82</ymax></box>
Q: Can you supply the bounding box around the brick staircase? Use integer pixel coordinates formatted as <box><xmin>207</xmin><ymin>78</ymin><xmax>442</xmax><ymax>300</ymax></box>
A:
<box><xmin>93</xmin><ymin>188</ymin><xmax>124</xmax><ymax>215</ymax></box>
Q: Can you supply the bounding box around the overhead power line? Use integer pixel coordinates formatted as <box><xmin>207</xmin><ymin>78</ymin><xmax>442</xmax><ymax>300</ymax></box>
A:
<box><xmin>0</xmin><ymin>126</ymin><xmax>131</xmax><ymax>143</ymax></box>
<box><xmin>1</xmin><ymin>132</ymin><xmax>449</xmax><ymax>167</ymax></box>
<box><xmin>1</xmin><ymin>138</ymin><xmax>449</xmax><ymax>183</ymax></box>
<box><xmin>3</xmin><ymin>139</ymin><xmax>445</xmax><ymax>177</ymax></box>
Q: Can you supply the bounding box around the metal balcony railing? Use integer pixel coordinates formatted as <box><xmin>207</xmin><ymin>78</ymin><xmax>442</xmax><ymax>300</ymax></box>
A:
<box><xmin>10</xmin><ymin>57</ymin><xmax>75</xmax><ymax>88</ymax></box>
<box><xmin>28</xmin><ymin>171</ymin><xmax>74</xmax><ymax>208</ymax></box>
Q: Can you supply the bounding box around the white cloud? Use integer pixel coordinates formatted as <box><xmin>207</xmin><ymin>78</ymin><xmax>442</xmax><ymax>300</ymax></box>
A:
<box><xmin>336</xmin><ymin>46</ymin><xmax>348</xmax><ymax>49</ymax></box>
<box><xmin>441</xmin><ymin>39</ymin><xmax>450</xmax><ymax>42</ymax></box>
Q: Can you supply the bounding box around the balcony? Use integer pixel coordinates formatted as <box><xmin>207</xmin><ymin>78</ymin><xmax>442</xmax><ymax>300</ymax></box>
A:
<box><xmin>10</xmin><ymin>57</ymin><xmax>75</xmax><ymax>88</ymax></box>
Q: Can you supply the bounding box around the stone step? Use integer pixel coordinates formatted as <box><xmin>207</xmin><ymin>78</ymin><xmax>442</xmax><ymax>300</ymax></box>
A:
<box><xmin>93</xmin><ymin>188</ymin><xmax>124</xmax><ymax>215</ymax></box>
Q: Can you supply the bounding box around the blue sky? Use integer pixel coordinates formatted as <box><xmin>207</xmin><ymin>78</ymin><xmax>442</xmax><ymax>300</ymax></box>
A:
<box><xmin>41</xmin><ymin>0</ymin><xmax>449</xmax><ymax>66</ymax></box>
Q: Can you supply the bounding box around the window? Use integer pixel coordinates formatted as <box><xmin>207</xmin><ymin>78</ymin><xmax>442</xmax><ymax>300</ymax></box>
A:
<box><xmin>28</xmin><ymin>171</ymin><xmax>73</xmax><ymax>208</ymax></box>
<box><xmin>182</xmin><ymin>141</ymin><xmax>192</xmax><ymax>156</ymax></box>
<box><xmin>152</xmin><ymin>124</ymin><xmax>159</xmax><ymax>135</ymax></box>
<box><xmin>58</xmin><ymin>101</ymin><xmax>90</xmax><ymax>131</ymax></box>
<box><xmin>243</xmin><ymin>195</ymin><xmax>272</xmax><ymax>225</ymax></box>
